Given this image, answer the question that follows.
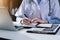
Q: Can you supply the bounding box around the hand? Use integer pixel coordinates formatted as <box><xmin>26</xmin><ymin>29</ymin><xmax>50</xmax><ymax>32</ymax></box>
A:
<box><xmin>31</xmin><ymin>18</ymin><xmax>48</xmax><ymax>24</ymax></box>
<box><xmin>23</xmin><ymin>18</ymin><xmax>31</xmax><ymax>25</ymax></box>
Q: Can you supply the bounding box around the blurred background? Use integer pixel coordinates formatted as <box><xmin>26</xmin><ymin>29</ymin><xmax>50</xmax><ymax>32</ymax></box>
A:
<box><xmin>0</xmin><ymin>0</ymin><xmax>22</xmax><ymax>21</ymax></box>
<box><xmin>0</xmin><ymin>0</ymin><xmax>60</xmax><ymax>21</ymax></box>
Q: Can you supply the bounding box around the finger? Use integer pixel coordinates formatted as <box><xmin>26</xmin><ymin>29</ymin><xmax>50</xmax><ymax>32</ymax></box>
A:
<box><xmin>23</xmin><ymin>20</ymin><xmax>29</xmax><ymax>23</ymax></box>
<box><xmin>23</xmin><ymin>19</ymin><xmax>31</xmax><ymax>23</ymax></box>
<box><xmin>23</xmin><ymin>20</ymin><xmax>30</xmax><ymax>25</ymax></box>
<box><xmin>31</xmin><ymin>19</ymin><xmax>36</xmax><ymax>23</ymax></box>
<box><xmin>31</xmin><ymin>18</ymin><xmax>39</xmax><ymax>22</ymax></box>
<box><xmin>32</xmin><ymin>20</ymin><xmax>38</xmax><ymax>23</ymax></box>
<box><xmin>25</xmin><ymin>18</ymin><xmax>31</xmax><ymax>22</ymax></box>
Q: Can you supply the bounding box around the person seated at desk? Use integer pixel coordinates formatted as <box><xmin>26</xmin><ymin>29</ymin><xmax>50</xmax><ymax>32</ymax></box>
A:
<box><xmin>15</xmin><ymin>0</ymin><xmax>60</xmax><ymax>25</ymax></box>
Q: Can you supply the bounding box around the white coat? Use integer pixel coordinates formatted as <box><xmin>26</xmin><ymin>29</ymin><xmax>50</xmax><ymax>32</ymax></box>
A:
<box><xmin>15</xmin><ymin>0</ymin><xmax>60</xmax><ymax>24</ymax></box>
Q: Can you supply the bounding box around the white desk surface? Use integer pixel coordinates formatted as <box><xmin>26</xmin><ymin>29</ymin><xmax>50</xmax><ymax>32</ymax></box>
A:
<box><xmin>0</xmin><ymin>22</ymin><xmax>60</xmax><ymax>40</ymax></box>
<box><xmin>0</xmin><ymin>28</ymin><xmax>60</xmax><ymax>40</ymax></box>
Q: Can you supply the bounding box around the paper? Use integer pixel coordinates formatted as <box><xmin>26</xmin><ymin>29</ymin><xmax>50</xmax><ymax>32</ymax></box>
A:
<box><xmin>13</xmin><ymin>22</ymin><xmax>53</xmax><ymax>28</ymax></box>
<box><xmin>37</xmin><ymin>24</ymin><xmax>52</xmax><ymax>28</ymax></box>
<box><xmin>20</xmin><ymin>23</ymin><xmax>37</xmax><ymax>27</ymax></box>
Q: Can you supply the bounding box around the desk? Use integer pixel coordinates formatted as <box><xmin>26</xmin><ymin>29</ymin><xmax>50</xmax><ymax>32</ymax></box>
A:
<box><xmin>0</xmin><ymin>28</ymin><xmax>60</xmax><ymax>40</ymax></box>
<box><xmin>0</xmin><ymin>22</ymin><xmax>60</xmax><ymax>40</ymax></box>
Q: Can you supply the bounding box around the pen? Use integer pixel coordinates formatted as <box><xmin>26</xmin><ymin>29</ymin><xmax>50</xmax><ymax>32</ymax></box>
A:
<box><xmin>24</xmin><ymin>14</ymin><xmax>28</xmax><ymax>18</ymax></box>
<box><xmin>36</xmin><ymin>22</ymin><xmax>41</xmax><ymax>27</ymax></box>
<box><xmin>24</xmin><ymin>14</ymin><xmax>31</xmax><ymax>23</ymax></box>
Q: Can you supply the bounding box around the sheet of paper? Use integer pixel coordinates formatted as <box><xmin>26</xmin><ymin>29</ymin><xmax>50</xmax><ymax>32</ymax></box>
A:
<box><xmin>20</xmin><ymin>23</ymin><xmax>37</xmax><ymax>27</ymax></box>
<box><xmin>13</xmin><ymin>22</ymin><xmax>53</xmax><ymax>28</ymax></box>
<box><xmin>37</xmin><ymin>24</ymin><xmax>52</xmax><ymax>28</ymax></box>
<box><xmin>13</xmin><ymin>22</ymin><xmax>37</xmax><ymax>27</ymax></box>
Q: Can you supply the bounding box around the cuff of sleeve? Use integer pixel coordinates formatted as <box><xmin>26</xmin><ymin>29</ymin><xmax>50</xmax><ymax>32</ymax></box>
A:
<box><xmin>16</xmin><ymin>17</ymin><xmax>23</xmax><ymax>24</ymax></box>
<box><xmin>48</xmin><ymin>20</ymin><xmax>56</xmax><ymax>24</ymax></box>
<box><xmin>48</xmin><ymin>19</ymin><xmax>60</xmax><ymax>24</ymax></box>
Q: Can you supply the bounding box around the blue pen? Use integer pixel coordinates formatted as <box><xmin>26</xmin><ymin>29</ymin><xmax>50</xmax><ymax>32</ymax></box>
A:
<box><xmin>24</xmin><ymin>14</ymin><xmax>31</xmax><ymax>23</ymax></box>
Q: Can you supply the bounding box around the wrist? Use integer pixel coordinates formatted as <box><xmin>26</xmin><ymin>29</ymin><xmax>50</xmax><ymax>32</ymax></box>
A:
<box><xmin>40</xmin><ymin>20</ymin><xmax>48</xmax><ymax>24</ymax></box>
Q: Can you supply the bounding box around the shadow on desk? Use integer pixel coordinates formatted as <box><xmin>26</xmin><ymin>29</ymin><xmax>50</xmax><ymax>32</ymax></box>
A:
<box><xmin>0</xmin><ymin>37</ymin><xmax>10</xmax><ymax>40</ymax></box>
<box><xmin>0</xmin><ymin>28</ymin><xmax>60</xmax><ymax>40</ymax></box>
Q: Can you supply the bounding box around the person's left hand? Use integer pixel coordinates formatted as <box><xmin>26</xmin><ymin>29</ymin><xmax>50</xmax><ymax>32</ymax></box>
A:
<box><xmin>31</xmin><ymin>18</ymin><xmax>48</xmax><ymax>24</ymax></box>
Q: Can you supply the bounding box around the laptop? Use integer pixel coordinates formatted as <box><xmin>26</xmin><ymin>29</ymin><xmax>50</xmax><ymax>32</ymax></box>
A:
<box><xmin>0</xmin><ymin>7</ymin><xmax>21</xmax><ymax>31</ymax></box>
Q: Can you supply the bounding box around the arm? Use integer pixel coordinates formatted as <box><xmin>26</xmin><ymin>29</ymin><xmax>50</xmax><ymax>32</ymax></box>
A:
<box><xmin>48</xmin><ymin>18</ymin><xmax>60</xmax><ymax>24</ymax></box>
<box><xmin>15</xmin><ymin>0</ymin><xmax>25</xmax><ymax>24</ymax></box>
<box><xmin>15</xmin><ymin>0</ymin><xmax>31</xmax><ymax>25</ymax></box>
<box><xmin>48</xmin><ymin>0</ymin><xmax>60</xmax><ymax>24</ymax></box>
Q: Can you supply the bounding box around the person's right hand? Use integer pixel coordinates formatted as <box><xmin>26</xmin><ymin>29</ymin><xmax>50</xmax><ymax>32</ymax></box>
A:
<box><xmin>23</xmin><ymin>18</ymin><xmax>31</xmax><ymax>25</ymax></box>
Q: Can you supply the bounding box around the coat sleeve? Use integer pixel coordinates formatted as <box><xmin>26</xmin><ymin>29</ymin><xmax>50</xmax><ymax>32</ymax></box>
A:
<box><xmin>48</xmin><ymin>0</ymin><xmax>60</xmax><ymax>24</ymax></box>
<box><xmin>15</xmin><ymin>0</ymin><xmax>25</xmax><ymax>18</ymax></box>
<box><xmin>15</xmin><ymin>0</ymin><xmax>26</xmax><ymax>24</ymax></box>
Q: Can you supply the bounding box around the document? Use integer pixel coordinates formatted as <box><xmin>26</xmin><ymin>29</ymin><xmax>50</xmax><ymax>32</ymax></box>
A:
<box><xmin>21</xmin><ymin>24</ymin><xmax>53</xmax><ymax>28</ymax></box>
<box><xmin>20</xmin><ymin>23</ymin><xmax>37</xmax><ymax>27</ymax></box>
<box><xmin>13</xmin><ymin>22</ymin><xmax>52</xmax><ymax>28</ymax></box>
<box><xmin>37</xmin><ymin>24</ymin><xmax>52</xmax><ymax>28</ymax></box>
